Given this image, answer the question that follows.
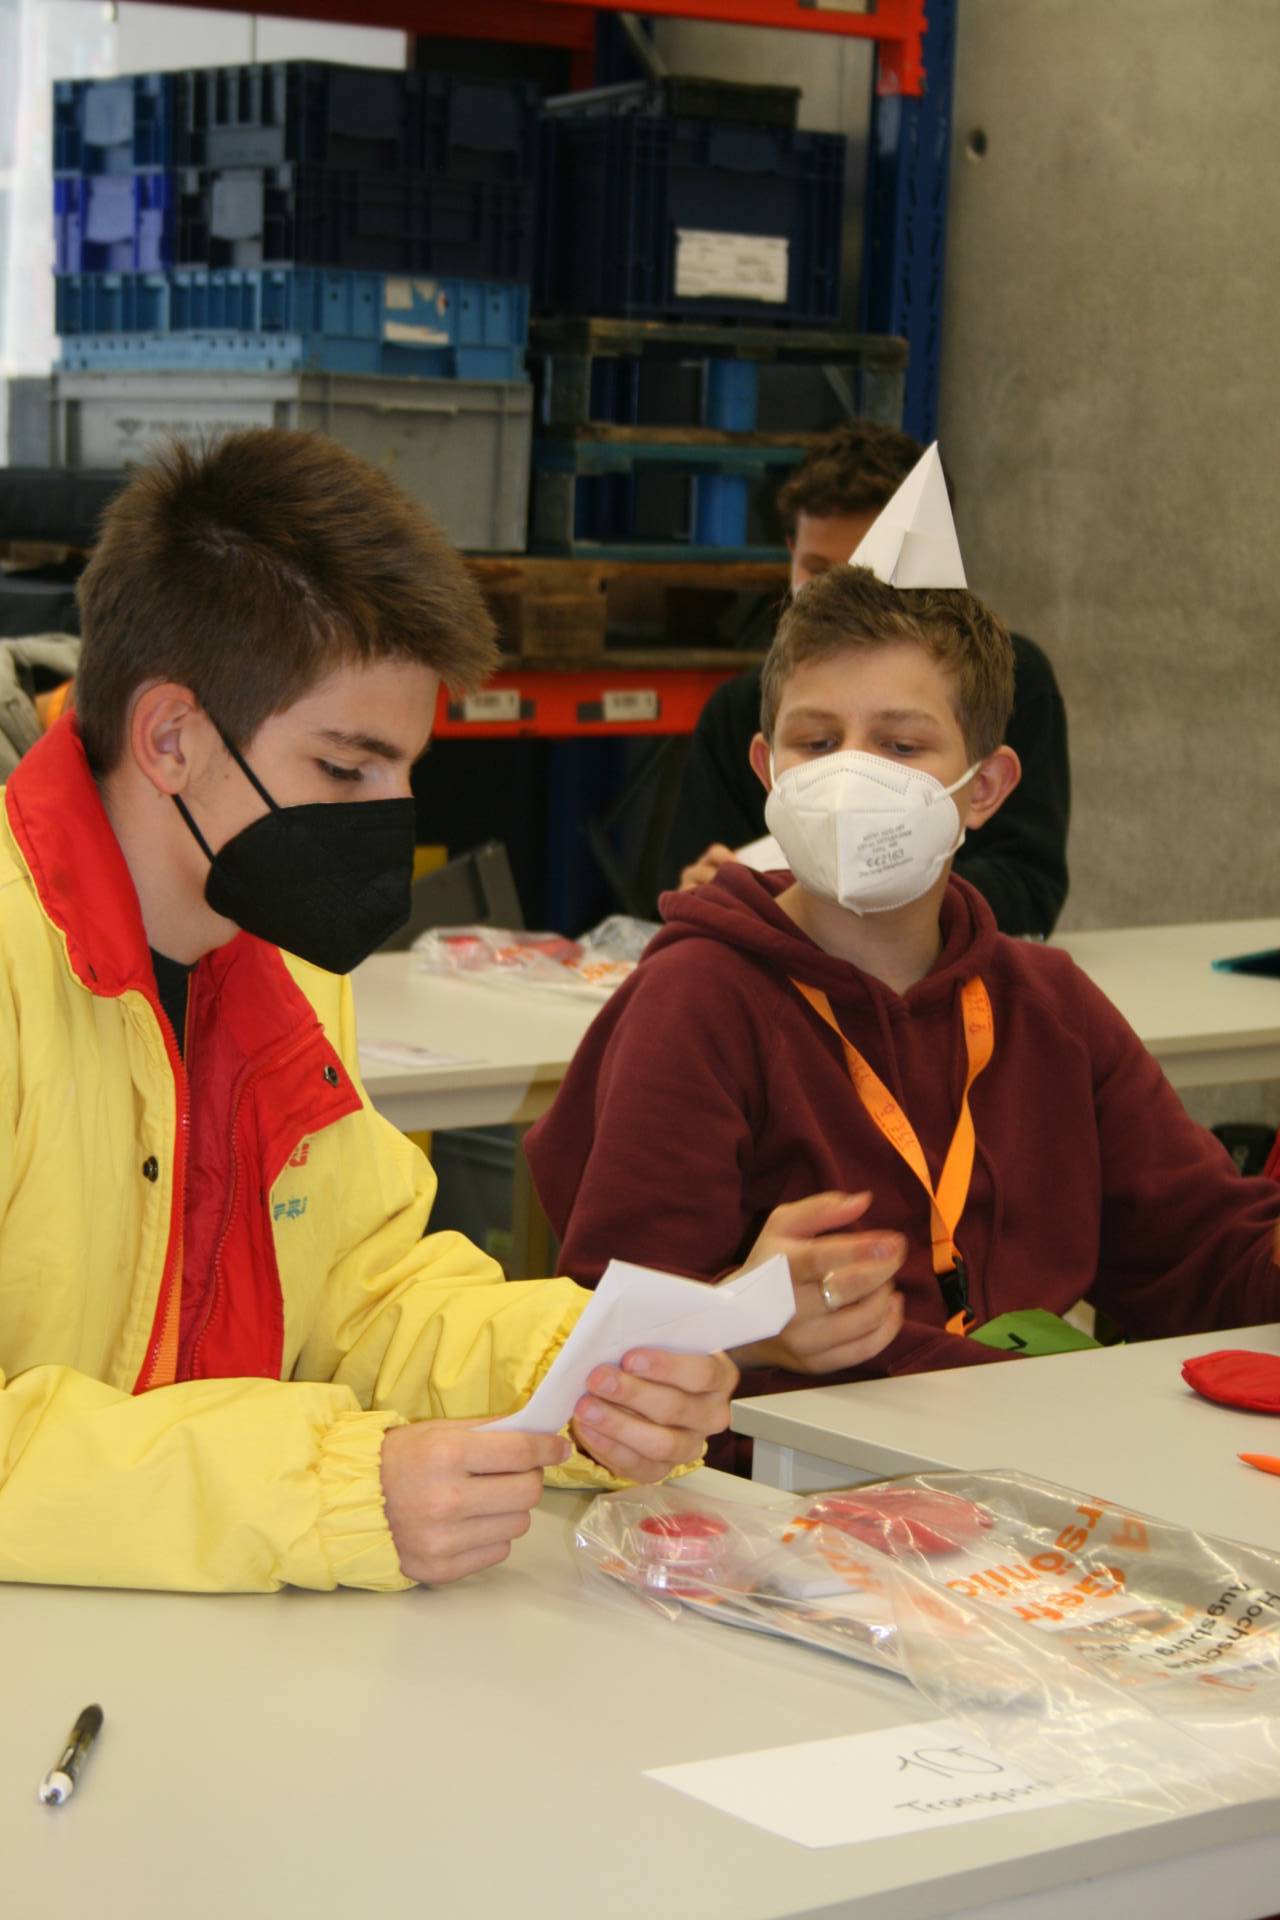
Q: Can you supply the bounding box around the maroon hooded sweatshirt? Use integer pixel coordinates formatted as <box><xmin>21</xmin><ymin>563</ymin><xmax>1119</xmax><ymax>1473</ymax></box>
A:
<box><xmin>526</xmin><ymin>868</ymin><xmax>1280</xmax><ymax>1395</ymax></box>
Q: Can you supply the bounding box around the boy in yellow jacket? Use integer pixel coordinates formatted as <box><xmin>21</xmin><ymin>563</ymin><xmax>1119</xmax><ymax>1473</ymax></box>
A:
<box><xmin>0</xmin><ymin>430</ymin><xmax>824</xmax><ymax>1594</ymax></box>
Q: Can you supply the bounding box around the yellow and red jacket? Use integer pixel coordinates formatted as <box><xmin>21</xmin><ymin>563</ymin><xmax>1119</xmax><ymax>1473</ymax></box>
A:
<box><xmin>0</xmin><ymin>718</ymin><xmax>606</xmax><ymax>1593</ymax></box>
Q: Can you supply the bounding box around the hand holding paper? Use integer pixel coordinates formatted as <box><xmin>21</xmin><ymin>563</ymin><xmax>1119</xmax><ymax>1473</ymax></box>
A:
<box><xmin>492</xmin><ymin>1255</ymin><xmax>795</xmax><ymax>1472</ymax></box>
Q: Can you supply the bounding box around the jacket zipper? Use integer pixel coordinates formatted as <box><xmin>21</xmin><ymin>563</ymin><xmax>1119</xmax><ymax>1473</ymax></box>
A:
<box><xmin>134</xmin><ymin>999</ymin><xmax>191</xmax><ymax>1393</ymax></box>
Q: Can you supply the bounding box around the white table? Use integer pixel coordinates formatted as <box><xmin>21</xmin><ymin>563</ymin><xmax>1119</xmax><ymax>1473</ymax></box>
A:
<box><xmin>351</xmin><ymin>918</ymin><xmax>1280</xmax><ymax>1143</ymax></box>
<box><xmin>1052</xmin><ymin>917</ymin><xmax>1280</xmax><ymax>1090</ymax></box>
<box><xmin>351</xmin><ymin>955</ymin><xmax>598</xmax><ymax>1134</ymax></box>
<box><xmin>733</xmin><ymin>1327</ymin><xmax>1280</xmax><ymax>1554</ymax></box>
<box><xmin>6</xmin><ymin>1469</ymin><xmax>1279</xmax><ymax>1920</ymax></box>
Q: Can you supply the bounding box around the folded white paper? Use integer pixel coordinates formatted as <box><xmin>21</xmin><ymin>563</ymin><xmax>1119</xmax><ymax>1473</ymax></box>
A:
<box><xmin>647</xmin><ymin>1717</ymin><xmax>1064</xmax><ymax>1850</ymax></box>
<box><xmin>492</xmin><ymin>1254</ymin><xmax>794</xmax><ymax>1434</ymax></box>
<box><xmin>849</xmin><ymin>442</ymin><xmax>967</xmax><ymax>590</ymax></box>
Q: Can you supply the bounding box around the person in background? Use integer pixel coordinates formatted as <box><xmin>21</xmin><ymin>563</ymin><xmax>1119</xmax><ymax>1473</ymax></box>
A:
<box><xmin>659</xmin><ymin>421</ymin><xmax>1071</xmax><ymax>939</ymax></box>
<box><xmin>0</xmin><ymin>430</ymin><xmax>752</xmax><ymax>1594</ymax></box>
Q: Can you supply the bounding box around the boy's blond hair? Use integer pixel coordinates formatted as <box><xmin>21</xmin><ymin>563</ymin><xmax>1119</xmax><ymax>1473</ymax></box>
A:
<box><xmin>760</xmin><ymin>566</ymin><xmax>1014</xmax><ymax>760</ymax></box>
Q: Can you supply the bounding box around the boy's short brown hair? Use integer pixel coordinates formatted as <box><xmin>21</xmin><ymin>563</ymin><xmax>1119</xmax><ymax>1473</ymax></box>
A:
<box><xmin>760</xmin><ymin>566</ymin><xmax>1014</xmax><ymax>760</ymax></box>
<box><xmin>775</xmin><ymin>420</ymin><xmax>930</xmax><ymax>537</ymax></box>
<box><xmin>75</xmin><ymin>428</ymin><xmax>499</xmax><ymax>773</ymax></box>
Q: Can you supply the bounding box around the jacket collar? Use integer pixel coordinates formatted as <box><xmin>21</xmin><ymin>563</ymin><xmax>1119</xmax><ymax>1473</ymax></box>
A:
<box><xmin>4</xmin><ymin>713</ymin><xmax>296</xmax><ymax>1027</ymax></box>
<box><xmin>5</xmin><ymin>713</ymin><xmax>164</xmax><ymax>997</ymax></box>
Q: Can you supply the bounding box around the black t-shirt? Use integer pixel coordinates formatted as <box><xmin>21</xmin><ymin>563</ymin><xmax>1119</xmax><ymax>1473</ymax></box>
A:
<box><xmin>150</xmin><ymin>949</ymin><xmax>193</xmax><ymax>1058</ymax></box>
<box><xmin>657</xmin><ymin>634</ymin><xmax>1072</xmax><ymax>938</ymax></box>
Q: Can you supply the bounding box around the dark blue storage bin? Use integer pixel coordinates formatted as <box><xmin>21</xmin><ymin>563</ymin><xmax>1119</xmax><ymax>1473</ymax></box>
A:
<box><xmin>55</xmin><ymin>268</ymin><xmax>529</xmax><ymax>380</ymax></box>
<box><xmin>172</xmin><ymin>62</ymin><xmax>413</xmax><ymax>171</ymax></box>
<box><xmin>53</xmin><ymin>74</ymin><xmax>175</xmax><ymax>174</ymax></box>
<box><xmin>174</xmin><ymin>164</ymin><xmax>535</xmax><ymax>279</ymax></box>
<box><xmin>54</xmin><ymin>172</ymin><xmax>174</xmax><ymax>274</ymax></box>
<box><xmin>537</xmin><ymin>115</ymin><xmax>846</xmax><ymax>325</ymax></box>
<box><xmin>417</xmin><ymin>72</ymin><xmax>540</xmax><ymax>183</ymax></box>
<box><xmin>169</xmin><ymin>63</ymin><xmax>539</xmax><ymax>180</ymax></box>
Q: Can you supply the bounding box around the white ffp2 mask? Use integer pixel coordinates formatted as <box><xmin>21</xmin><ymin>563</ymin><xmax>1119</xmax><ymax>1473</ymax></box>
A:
<box><xmin>764</xmin><ymin>749</ymin><xmax>978</xmax><ymax>915</ymax></box>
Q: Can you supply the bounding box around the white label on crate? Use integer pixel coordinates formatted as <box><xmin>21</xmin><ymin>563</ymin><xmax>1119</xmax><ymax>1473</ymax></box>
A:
<box><xmin>601</xmin><ymin>689</ymin><xmax>659</xmax><ymax>724</ymax></box>
<box><xmin>674</xmin><ymin>229</ymin><xmax>789</xmax><ymax>303</ymax></box>
<box><xmin>384</xmin><ymin>319</ymin><xmax>452</xmax><ymax>345</ymax></box>
<box><xmin>383</xmin><ymin>278</ymin><xmax>450</xmax><ymax>344</ymax></box>
<box><xmin>462</xmin><ymin>689</ymin><xmax>522</xmax><ymax>723</ymax></box>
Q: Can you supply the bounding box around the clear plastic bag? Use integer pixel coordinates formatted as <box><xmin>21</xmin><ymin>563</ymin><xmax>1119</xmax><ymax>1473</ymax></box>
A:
<box><xmin>576</xmin><ymin>1471</ymin><xmax>1280</xmax><ymax>1816</ymax></box>
<box><xmin>411</xmin><ymin>916</ymin><xmax>656</xmax><ymax>1000</ymax></box>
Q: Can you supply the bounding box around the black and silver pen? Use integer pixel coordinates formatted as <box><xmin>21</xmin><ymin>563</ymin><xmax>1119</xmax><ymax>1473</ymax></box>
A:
<box><xmin>38</xmin><ymin>1704</ymin><xmax>104</xmax><ymax>1806</ymax></box>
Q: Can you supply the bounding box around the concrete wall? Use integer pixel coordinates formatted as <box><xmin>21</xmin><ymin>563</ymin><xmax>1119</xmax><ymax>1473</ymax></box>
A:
<box><xmin>939</xmin><ymin>0</ymin><xmax>1280</xmax><ymax>942</ymax></box>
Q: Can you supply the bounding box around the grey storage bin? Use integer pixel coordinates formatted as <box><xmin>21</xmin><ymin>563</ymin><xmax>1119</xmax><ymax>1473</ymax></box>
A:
<box><xmin>3</xmin><ymin>377</ymin><xmax>54</xmax><ymax>466</ymax></box>
<box><xmin>42</xmin><ymin>370</ymin><xmax>532</xmax><ymax>551</ymax></box>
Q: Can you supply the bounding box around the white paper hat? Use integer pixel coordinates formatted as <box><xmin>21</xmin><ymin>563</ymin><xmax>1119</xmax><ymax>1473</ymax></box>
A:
<box><xmin>848</xmin><ymin>442</ymin><xmax>967</xmax><ymax>589</ymax></box>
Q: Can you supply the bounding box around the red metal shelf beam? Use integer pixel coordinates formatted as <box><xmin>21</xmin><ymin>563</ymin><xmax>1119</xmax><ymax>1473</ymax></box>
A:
<box><xmin>163</xmin><ymin>0</ymin><xmax>925</xmax><ymax>95</ymax></box>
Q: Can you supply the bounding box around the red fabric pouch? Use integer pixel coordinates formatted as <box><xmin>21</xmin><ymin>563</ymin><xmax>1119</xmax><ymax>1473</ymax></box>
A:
<box><xmin>1182</xmin><ymin>1349</ymin><xmax>1280</xmax><ymax>1414</ymax></box>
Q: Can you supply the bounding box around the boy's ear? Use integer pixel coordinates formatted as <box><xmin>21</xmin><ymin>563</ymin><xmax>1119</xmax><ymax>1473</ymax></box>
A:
<box><xmin>748</xmin><ymin>731</ymin><xmax>773</xmax><ymax>793</ymax></box>
<box><xmin>963</xmin><ymin>746</ymin><xmax>1021</xmax><ymax>831</ymax></box>
<box><xmin>128</xmin><ymin>682</ymin><xmax>216</xmax><ymax>797</ymax></box>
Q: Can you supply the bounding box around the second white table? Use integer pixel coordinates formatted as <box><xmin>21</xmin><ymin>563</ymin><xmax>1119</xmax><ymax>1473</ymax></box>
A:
<box><xmin>733</xmin><ymin>1324</ymin><xmax>1280</xmax><ymax>1554</ymax></box>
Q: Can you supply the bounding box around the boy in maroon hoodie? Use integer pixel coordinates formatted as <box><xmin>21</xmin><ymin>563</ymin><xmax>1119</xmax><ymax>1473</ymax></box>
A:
<box><xmin>526</xmin><ymin>559</ymin><xmax>1280</xmax><ymax>1401</ymax></box>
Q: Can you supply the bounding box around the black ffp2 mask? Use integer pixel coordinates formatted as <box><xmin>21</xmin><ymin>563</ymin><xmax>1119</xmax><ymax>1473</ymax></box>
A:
<box><xmin>175</xmin><ymin>739</ymin><xmax>416</xmax><ymax>974</ymax></box>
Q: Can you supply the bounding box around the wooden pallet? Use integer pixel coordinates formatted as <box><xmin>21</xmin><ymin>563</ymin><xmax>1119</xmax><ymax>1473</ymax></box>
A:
<box><xmin>464</xmin><ymin>553</ymin><xmax>789</xmax><ymax>661</ymax></box>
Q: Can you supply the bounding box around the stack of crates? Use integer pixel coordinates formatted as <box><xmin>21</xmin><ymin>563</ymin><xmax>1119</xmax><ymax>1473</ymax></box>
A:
<box><xmin>44</xmin><ymin>62</ymin><xmax>540</xmax><ymax>550</ymax></box>
<box><xmin>531</xmin><ymin>76</ymin><xmax>849</xmax><ymax>555</ymax></box>
<box><xmin>53</xmin><ymin>63</ymin><xmax>538</xmax><ymax>379</ymax></box>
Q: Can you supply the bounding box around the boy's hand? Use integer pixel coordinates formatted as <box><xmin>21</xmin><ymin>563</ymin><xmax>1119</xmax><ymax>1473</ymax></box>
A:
<box><xmin>570</xmin><ymin>1349</ymin><xmax>738</xmax><ymax>1482</ymax></box>
<box><xmin>380</xmin><ymin>1424</ymin><xmax>571</xmax><ymax>1585</ymax></box>
<box><xmin>729</xmin><ymin>1191</ymin><xmax>906</xmax><ymax>1375</ymax></box>
<box><xmin>679</xmin><ymin>842</ymin><xmax>736</xmax><ymax>889</ymax></box>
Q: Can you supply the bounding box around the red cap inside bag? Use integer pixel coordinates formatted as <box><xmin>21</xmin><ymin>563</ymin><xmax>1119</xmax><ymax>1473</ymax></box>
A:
<box><xmin>804</xmin><ymin>1487</ymin><xmax>994</xmax><ymax>1557</ymax></box>
<box><xmin>1182</xmin><ymin>1349</ymin><xmax>1280</xmax><ymax>1414</ymax></box>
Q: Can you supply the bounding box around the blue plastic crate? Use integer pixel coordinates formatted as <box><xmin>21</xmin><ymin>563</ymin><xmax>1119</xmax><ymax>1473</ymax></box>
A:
<box><xmin>55</xmin><ymin>269</ymin><xmax>529</xmax><ymax>379</ymax></box>
<box><xmin>173</xmin><ymin>62</ymin><xmax>413</xmax><ymax>171</ymax></box>
<box><xmin>537</xmin><ymin>115</ymin><xmax>845</xmax><ymax>325</ymax></box>
<box><xmin>168</xmin><ymin>63</ymin><xmax>539</xmax><ymax>180</ymax></box>
<box><xmin>53</xmin><ymin>74</ymin><xmax>175</xmax><ymax>174</ymax></box>
<box><xmin>54</xmin><ymin>172</ymin><xmax>175</xmax><ymax>274</ymax></box>
<box><xmin>173</xmin><ymin>164</ymin><xmax>535</xmax><ymax>279</ymax></box>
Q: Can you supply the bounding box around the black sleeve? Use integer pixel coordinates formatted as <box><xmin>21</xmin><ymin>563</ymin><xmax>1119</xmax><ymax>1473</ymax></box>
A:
<box><xmin>953</xmin><ymin>632</ymin><xmax>1071</xmax><ymax>938</ymax></box>
<box><xmin>657</xmin><ymin>666</ymin><xmax>769</xmax><ymax>892</ymax></box>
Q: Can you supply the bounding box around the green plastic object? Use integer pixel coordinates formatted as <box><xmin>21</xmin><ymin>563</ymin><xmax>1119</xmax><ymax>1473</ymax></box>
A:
<box><xmin>968</xmin><ymin>1308</ymin><xmax>1103</xmax><ymax>1356</ymax></box>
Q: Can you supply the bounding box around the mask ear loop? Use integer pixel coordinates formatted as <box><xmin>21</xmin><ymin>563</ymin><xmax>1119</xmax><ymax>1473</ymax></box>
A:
<box><xmin>173</xmin><ymin>726</ymin><xmax>280</xmax><ymax>863</ymax></box>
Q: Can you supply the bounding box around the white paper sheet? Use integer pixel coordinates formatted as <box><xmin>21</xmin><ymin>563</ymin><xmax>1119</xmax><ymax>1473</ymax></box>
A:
<box><xmin>734</xmin><ymin>833</ymin><xmax>787</xmax><ymax>873</ymax></box>
<box><xmin>491</xmin><ymin>1254</ymin><xmax>794</xmax><ymax>1434</ymax></box>
<box><xmin>358</xmin><ymin>1041</ymin><xmax>480</xmax><ymax>1069</ymax></box>
<box><xmin>850</xmin><ymin>442</ymin><xmax>968</xmax><ymax>590</ymax></box>
<box><xmin>646</xmin><ymin>1717</ymin><xmax>1065</xmax><ymax>1850</ymax></box>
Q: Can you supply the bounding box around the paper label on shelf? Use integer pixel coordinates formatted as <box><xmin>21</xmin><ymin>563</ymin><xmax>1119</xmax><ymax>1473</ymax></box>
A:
<box><xmin>674</xmin><ymin>229</ymin><xmax>789</xmax><ymax>303</ymax></box>
<box><xmin>602</xmin><ymin>689</ymin><xmax>659</xmax><ymax>724</ymax></box>
<box><xmin>647</xmin><ymin>1717</ymin><xmax>1066</xmax><ymax>1850</ymax></box>
<box><xmin>462</xmin><ymin>690</ymin><xmax>522</xmax><ymax>724</ymax></box>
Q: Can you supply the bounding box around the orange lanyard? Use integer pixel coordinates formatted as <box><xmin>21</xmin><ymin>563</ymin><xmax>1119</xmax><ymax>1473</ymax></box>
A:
<box><xmin>790</xmin><ymin>975</ymin><xmax>994</xmax><ymax>1334</ymax></box>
